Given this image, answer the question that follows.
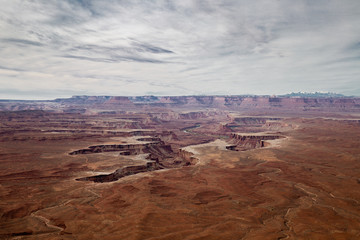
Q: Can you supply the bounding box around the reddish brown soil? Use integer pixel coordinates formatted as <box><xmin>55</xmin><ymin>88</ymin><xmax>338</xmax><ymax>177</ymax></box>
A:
<box><xmin>0</xmin><ymin>105</ymin><xmax>360</xmax><ymax>239</ymax></box>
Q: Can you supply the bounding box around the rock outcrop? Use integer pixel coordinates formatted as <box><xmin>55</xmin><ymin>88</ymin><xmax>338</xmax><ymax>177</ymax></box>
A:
<box><xmin>72</xmin><ymin>138</ymin><xmax>193</xmax><ymax>182</ymax></box>
<box><xmin>228</xmin><ymin>133</ymin><xmax>283</xmax><ymax>151</ymax></box>
<box><xmin>76</xmin><ymin>162</ymin><xmax>160</xmax><ymax>183</ymax></box>
<box><xmin>178</xmin><ymin>149</ymin><xmax>199</xmax><ymax>165</ymax></box>
<box><xmin>69</xmin><ymin>142</ymin><xmax>163</xmax><ymax>155</ymax></box>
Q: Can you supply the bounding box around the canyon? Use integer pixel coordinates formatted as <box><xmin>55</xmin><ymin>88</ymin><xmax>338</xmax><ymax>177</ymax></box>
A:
<box><xmin>0</xmin><ymin>96</ymin><xmax>360</xmax><ymax>239</ymax></box>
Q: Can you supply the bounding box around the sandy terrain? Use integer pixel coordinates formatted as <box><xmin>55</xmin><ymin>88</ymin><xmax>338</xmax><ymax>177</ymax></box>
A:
<box><xmin>0</xmin><ymin>103</ymin><xmax>360</xmax><ymax>239</ymax></box>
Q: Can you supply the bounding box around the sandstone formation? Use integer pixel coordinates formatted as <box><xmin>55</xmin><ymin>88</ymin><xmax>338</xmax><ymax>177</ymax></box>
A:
<box><xmin>71</xmin><ymin>139</ymin><xmax>188</xmax><ymax>182</ymax></box>
<box><xmin>1</xmin><ymin>95</ymin><xmax>360</xmax><ymax>113</ymax></box>
<box><xmin>227</xmin><ymin>132</ymin><xmax>284</xmax><ymax>151</ymax></box>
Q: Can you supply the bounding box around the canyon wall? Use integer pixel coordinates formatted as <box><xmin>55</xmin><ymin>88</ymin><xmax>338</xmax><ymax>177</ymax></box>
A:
<box><xmin>228</xmin><ymin>133</ymin><xmax>283</xmax><ymax>151</ymax></box>
<box><xmin>1</xmin><ymin>95</ymin><xmax>360</xmax><ymax>113</ymax></box>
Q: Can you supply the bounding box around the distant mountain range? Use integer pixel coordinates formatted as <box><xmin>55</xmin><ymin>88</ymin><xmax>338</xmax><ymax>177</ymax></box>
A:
<box><xmin>279</xmin><ymin>92</ymin><xmax>348</xmax><ymax>98</ymax></box>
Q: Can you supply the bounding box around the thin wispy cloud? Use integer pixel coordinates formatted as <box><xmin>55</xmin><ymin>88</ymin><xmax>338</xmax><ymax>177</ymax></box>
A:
<box><xmin>0</xmin><ymin>0</ymin><xmax>359</xmax><ymax>99</ymax></box>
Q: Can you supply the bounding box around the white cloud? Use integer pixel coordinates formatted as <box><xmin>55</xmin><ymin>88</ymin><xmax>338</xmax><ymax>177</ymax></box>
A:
<box><xmin>0</xmin><ymin>0</ymin><xmax>359</xmax><ymax>99</ymax></box>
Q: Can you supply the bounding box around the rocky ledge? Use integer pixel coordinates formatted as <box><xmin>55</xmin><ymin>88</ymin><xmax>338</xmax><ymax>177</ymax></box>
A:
<box><xmin>227</xmin><ymin>133</ymin><xmax>284</xmax><ymax>151</ymax></box>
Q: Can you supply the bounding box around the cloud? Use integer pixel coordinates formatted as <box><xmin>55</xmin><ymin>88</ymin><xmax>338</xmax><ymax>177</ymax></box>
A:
<box><xmin>132</xmin><ymin>42</ymin><xmax>174</xmax><ymax>54</ymax></box>
<box><xmin>0</xmin><ymin>0</ymin><xmax>359</xmax><ymax>99</ymax></box>
<box><xmin>61</xmin><ymin>54</ymin><xmax>165</xmax><ymax>63</ymax></box>
<box><xmin>1</xmin><ymin>38</ymin><xmax>44</xmax><ymax>46</ymax></box>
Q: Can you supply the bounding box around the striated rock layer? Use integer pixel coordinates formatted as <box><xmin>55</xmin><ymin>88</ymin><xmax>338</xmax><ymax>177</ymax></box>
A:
<box><xmin>1</xmin><ymin>95</ymin><xmax>360</xmax><ymax>113</ymax></box>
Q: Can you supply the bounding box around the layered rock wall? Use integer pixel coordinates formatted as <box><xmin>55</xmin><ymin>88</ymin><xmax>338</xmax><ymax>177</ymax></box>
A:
<box><xmin>178</xmin><ymin>149</ymin><xmax>199</xmax><ymax>165</ymax></box>
<box><xmin>2</xmin><ymin>95</ymin><xmax>360</xmax><ymax>113</ymax></box>
<box><xmin>228</xmin><ymin>133</ymin><xmax>283</xmax><ymax>151</ymax></box>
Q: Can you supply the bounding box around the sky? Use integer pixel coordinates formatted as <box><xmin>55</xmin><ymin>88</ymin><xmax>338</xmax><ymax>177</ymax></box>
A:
<box><xmin>0</xmin><ymin>0</ymin><xmax>359</xmax><ymax>100</ymax></box>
